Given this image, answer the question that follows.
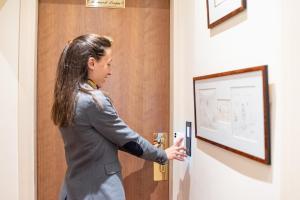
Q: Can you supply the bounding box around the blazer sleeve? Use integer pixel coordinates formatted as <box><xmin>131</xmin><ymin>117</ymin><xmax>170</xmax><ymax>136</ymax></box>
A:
<box><xmin>86</xmin><ymin>91</ymin><xmax>168</xmax><ymax>165</ymax></box>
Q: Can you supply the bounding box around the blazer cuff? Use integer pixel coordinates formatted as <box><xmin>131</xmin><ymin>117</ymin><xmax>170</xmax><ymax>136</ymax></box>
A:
<box><xmin>156</xmin><ymin>148</ymin><xmax>168</xmax><ymax>165</ymax></box>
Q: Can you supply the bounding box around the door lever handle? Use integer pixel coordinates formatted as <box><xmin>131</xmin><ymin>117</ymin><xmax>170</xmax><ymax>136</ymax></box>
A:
<box><xmin>153</xmin><ymin>132</ymin><xmax>168</xmax><ymax>181</ymax></box>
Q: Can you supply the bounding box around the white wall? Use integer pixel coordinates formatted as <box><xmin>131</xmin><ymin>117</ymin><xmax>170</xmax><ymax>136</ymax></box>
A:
<box><xmin>171</xmin><ymin>0</ymin><xmax>287</xmax><ymax>199</ymax></box>
<box><xmin>281</xmin><ymin>1</ymin><xmax>300</xmax><ymax>200</ymax></box>
<box><xmin>0</xmin><ymin>0</ymin><xmax>20</xmax><ymax>199</ymax></box>
<box><xmin>0</xmin><ymin>0</ymin><xmax>36</xmax><ymax>199</ymax></box>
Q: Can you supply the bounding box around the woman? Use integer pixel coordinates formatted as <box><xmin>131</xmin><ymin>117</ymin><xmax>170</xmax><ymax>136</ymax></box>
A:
<box><xmin>51</xmin><ymin>34</ymin><xmax>186</xmax><ymax>200</ymax></box>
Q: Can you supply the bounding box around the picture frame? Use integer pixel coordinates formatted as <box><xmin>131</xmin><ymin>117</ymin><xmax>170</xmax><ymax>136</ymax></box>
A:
<box><xmin>193</xmin><ymin>66</ymin><xmax>270</xmax><ymax>164</ymax></box>
<box><xmin>206</xmin><ymin>0</ymin><xmax>247</xmax><ymax>28</ymax></box>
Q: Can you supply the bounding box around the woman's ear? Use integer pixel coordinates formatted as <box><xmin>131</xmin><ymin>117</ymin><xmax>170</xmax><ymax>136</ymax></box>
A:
<box><xmin>87</xmin><ymin>57</ymin><xmax>96</xmax><ymax>71</ymax></box>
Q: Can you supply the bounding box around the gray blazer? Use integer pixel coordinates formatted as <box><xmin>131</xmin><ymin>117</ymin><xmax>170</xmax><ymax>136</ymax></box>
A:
<box><xmin>59</xmin><ymin>83</ymin><xmax>167</xmax><ymax>200</ymax></box>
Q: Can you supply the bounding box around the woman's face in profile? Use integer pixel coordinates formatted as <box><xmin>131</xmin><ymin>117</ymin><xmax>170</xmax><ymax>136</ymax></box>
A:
<box><xmin>89</xmin><ymin>48</ymin><xmax>113</xmax><ymax>87</ymax></box>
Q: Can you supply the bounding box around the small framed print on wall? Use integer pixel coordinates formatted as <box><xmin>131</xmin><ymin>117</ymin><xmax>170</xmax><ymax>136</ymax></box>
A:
<box><xmin>206</xmin><ymin>0</ymin><xmax>247</xmax><ymax>28</ymax></box>
<box><xmin>193</xmin><ymin>66</ymin><xmax>271</xmax><ymax>164</ymax></box>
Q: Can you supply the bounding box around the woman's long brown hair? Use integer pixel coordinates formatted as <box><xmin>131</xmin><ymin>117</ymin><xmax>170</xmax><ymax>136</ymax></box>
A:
<box><xmin>51</xmin><ymin>34</ymin><xmax>112</xmax><ymax>127</ymax></box>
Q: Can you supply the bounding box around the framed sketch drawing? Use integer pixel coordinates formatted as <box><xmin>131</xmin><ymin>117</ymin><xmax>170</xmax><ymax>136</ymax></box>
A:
<box><xmin>206</xmin><ymin>0</ymin><xmax>247</xmax><ymax>28</ymax></box>
<box><xmin>193</xmin><ymin>66</ymin><xmax>270</xmax><ymax>164</ymax></box>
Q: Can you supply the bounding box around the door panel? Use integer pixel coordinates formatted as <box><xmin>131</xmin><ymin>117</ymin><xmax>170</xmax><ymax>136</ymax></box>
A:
<box><xmin>37</xmin><ymin>0</ymin><xmax>170</xmax><ymax>199</ymax></box>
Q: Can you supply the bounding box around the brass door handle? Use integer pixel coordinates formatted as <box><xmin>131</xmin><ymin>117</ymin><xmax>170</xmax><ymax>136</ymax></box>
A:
<box><xmin>153</xmin><ymin>132</ymin><xmax>168</xmax><ymax>181</ymax></box>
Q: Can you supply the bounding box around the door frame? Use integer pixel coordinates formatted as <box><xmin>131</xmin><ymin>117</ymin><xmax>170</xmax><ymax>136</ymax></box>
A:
<box><xmin>18</xmin><ymin>1</ymin><xmax>175</xmax><ymax>200</ymax></box>
<box><xmin>18</xmin><ymin>0</ymin><xmax>37</xmax><ymax>200</ymax></box>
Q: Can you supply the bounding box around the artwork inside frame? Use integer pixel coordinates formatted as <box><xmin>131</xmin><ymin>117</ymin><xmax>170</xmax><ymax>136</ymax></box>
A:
<box><xmin>193</xmin><ymin>66</ymin><xmax>271</xmax><ymax>164</ymax></box>
<box><xmin>206</xmin><ymin>0</ymin><xmax>247</xmax><ymax>28</ymax></box>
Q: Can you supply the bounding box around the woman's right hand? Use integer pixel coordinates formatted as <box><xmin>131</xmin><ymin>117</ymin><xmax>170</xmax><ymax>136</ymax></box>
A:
<box><xmin>165</xmin><ymin>137</ymin><xmax>187</xmax><ymax>161</ymax></box>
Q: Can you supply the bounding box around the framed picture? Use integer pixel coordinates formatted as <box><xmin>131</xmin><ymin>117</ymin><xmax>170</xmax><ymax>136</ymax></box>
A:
<box><xmin>206</xmin><ymin>0</ymin><xmax>247</xmax><ymax>28</ymax></box>
<box><xmin>193</xmin><ymin>66</ymin><xmax>270</xmax><ymax>164</ymax></box>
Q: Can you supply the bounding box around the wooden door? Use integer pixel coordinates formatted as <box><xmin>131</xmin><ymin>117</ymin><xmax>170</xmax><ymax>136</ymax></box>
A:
<box><xmin>37</xmin><ymin>0</ymin><xmax>170</xmax><ymax>199</ymax></box>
